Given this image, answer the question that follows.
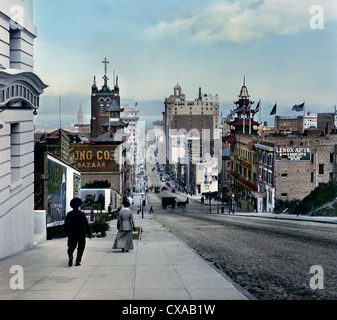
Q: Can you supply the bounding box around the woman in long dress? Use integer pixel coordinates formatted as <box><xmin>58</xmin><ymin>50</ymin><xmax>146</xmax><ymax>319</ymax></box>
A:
<box><xmin>113</xmin><ymin>197</ymin><xmax>135</xmax><ymax>252</ymax></box>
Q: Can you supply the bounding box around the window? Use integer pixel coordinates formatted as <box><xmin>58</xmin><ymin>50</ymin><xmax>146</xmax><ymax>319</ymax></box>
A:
<box><xmin>319</xmin><ymin>164</ymin><xmax>324</xmax><ymax>175</ymax></box>
<box><xmin>268</xmin><ymin>154</ymin><xmax>273</xmax><ymax>166</ymax></box>
<box><xmin>311</xmin><ymin>172</ymin><xmax>314</xmax><ymax>183</ymax></box>
<box><xmin>10</xmin><ymin>123</ymin><xmax>21</xmax><ymax>184</ymax></box>
<box><xmin>268</xmin><ymin>190</ymin><xmax>273</xmax><ymax>204</ymax></box>
<box><xmin>267</xmin><ymin>172</ymin><xmax>272</xmax><ymax>184</ymax></box>
<box><xmin>330</xmin><ymin>153</ymin><xmax>334</xmax><ymax>163</ymax></box>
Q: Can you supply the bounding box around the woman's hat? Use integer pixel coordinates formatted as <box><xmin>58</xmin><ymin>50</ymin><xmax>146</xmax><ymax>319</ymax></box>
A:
<box><xmin>122</xmin><ymin>197</ymin><xmax>130</xmax><ymax>207</ymax></box>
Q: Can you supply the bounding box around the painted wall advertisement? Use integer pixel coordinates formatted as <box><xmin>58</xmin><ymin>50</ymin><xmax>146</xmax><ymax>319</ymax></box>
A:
<box><xmin>275</xmin><ymin>146</ymin><xmax>311</xmax><ymax>161</ymax></box>
<box><xmin>73</xmin><ymin>145</ymin><xmax>119</xmax><ymax>172</ymax></box>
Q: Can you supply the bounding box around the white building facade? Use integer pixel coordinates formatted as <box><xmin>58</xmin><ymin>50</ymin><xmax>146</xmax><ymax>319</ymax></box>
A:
<box><xmin>303</xmin><ymin>112</ymin><xmax>318</xmax><ymax>130</ymax></box>
<box><xmin>120</xmin><ymin>104</ymin><xmax>140</xmax><ymax>165</ymax></box>
<box><xmin>0</xmin><ymin>0</ymin><xmax>47</xmax><ymax>259</ymax></box>
<box><xmin>163</xmin><ymin>84</ymin><xmax>221</xmax><ymax>195</ymax></box>
<box><xmin>195</xmin><ymin>156</ymin><xmax>219</xmax><ymax>195</ymax></box>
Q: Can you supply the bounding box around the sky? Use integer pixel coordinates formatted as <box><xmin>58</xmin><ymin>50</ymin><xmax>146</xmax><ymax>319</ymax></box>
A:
<box><xmin>32</xmin><ymin>0</ymin><xmax>337</xmax><ymax>128</ymax></box>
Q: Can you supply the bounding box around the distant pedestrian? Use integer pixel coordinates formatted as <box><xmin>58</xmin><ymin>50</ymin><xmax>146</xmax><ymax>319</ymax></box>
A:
<box><xmin>64</xmin><ymin>198</ymin><xmax>92</xmax><ymax>267</ymax></box>
<box><xmin>113</xmin><ymin>197</ymin><xmax>135</xmax><ymax>252</ymax></box>
<box><xmin>150</xmin><ymin>206</ymin><xmax>154</xmax><ymax>213</ymax></box>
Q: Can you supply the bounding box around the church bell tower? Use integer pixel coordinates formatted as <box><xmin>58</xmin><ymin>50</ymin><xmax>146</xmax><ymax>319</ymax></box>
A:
<box><xmin>90</xmin><ymin>58</ymin><xmax>121</xmax><ymax>138</ymax></box>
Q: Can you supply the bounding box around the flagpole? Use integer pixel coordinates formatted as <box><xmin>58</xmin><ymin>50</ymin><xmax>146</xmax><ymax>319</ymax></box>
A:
<box><xmin>259</xmin><ymin>99</ymin><xmax>262</xmax><ymax>126</ymax></box>
<box><xmin>243</xmin><ymin>106</ymin><xmax>245</xmax><ymax>134</ymax></box>
<box><xmin>59</xmin><ymin>94</ymin><xmax>62</xmax><ymax>129</ymax></box>
<box><xmin>248</xmin><ymin>105</ymin><xmax>252</xmax><ymax>135</ymax></box>
<box><xmin>303</xmin><ymin>102</ymin><xmax>305</xmax><ymax>133</ymax></box>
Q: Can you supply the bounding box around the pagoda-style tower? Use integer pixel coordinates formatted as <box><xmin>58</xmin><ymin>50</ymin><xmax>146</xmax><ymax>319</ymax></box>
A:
<box><xmin>227</xmin><ymin>78</ymin><xmax>259</xmax><ymax>135</ymax></box>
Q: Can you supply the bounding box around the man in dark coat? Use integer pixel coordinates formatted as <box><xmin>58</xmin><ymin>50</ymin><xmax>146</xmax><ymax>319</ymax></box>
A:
<box><xmin>64</xmin><ymin>198</ymin><xmax>92</xmax><ymax>267</ymax></box>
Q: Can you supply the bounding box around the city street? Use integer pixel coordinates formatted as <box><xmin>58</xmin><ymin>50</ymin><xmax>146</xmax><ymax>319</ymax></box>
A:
<box><xmin>147</xmin><ymin>166</ymin><xmax>337</xmax><ymax>300</ymax></box>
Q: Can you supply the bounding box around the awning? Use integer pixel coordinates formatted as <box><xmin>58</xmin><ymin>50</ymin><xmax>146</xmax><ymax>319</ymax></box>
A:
<box><xmin>227</xmin><ymin>170</ymin><xmax>258</xmax><ymax>192</ymax></box>
<box><xmin>251</xmin><ymin>192</ymin><xmax>267</xmax><ymax>199</ymax></box>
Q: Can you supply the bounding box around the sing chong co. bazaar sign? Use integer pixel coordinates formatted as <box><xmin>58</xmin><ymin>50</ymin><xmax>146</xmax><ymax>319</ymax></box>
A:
<box><xmin>73</xmin><ymin>145</ymin><xmax>119</xmax><ymax>172</ymax></box>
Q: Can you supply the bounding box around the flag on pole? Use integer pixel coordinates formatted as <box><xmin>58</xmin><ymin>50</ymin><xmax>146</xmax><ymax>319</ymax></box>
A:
<box><xmin>270</xmin><ymin>103</ymin><xmax>277</xmax><ymax>116</ymax></box>
<box><xmin>254</xmin><ymin>100</ymin><xmax>261</xmax><ymax>114</ymax></box>
<box><xmin>292</xmin><ymin>103</ymin><xmax>305</xmax><ymax>112</ymax></box>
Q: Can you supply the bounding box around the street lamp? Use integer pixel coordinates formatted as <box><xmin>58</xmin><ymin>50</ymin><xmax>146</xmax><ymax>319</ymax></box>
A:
<box><xmin>229</xmin><ymin>193</ymin><xmax>236</xmax><ymax>214</ymax></box>
<box><xmin>141</xmin><ymin>193</ymin><xmax>145</xmax><ymax>219</ymax></box>
<box><xmin>209</xmin><ymin>191</ymin><xmax>212</xmax><ymax>214</ymax></box>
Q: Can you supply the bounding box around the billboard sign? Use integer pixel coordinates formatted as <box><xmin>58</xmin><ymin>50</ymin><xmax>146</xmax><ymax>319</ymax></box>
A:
<box><xmin>47</xmin><ymin>158</ymin><xmax>67</xmax><ymax>225</ymax></box>
<box><xmin>46</xmin><ymin>154</ymin><xmax>81</xmax><ymax>227</ymax></box>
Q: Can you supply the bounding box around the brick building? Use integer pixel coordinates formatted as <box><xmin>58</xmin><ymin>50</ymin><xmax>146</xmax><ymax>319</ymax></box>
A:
<box><xmin>253</xmin><ymin>133</ymin><xmax>337</xmax><ymax>212</ymax></box>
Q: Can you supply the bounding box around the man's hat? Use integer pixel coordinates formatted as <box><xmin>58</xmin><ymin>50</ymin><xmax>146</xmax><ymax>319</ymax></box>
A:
<box><xmin>70</xmin><ymin>198</ymin><xmax>83</xmax><ymax>209</ymax></box>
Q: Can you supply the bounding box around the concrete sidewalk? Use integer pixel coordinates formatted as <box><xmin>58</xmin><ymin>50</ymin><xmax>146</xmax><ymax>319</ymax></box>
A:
<box><xmin>0</xmin><ymin>212</ymin><xmax>251</xmax><ymax>300</ymax></box>
<box><xmin>174</xmin><ymin>190</ymin><xmax>337</xmax><ymax>224</ymax></box>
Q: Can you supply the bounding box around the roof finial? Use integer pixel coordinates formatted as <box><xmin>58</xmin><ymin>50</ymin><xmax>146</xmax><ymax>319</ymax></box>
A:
<box><xmin>243</xmin><ymin>76</ymin><xmax>246</xmax><ymax>87</ymax></box>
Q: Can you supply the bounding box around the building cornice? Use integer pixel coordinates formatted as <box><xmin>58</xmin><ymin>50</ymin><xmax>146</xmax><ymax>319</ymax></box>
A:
<box><xmin>0</xmin><ymin>70</ymin><xmax>47</xmax><ymax>111</ymax></box>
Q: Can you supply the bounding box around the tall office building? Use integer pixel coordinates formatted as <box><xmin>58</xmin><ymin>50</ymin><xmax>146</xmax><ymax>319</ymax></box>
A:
<box><xmin>164</xmin><ymin>84</ymin><xmax>219</xmax><ymax>140</ymax></box>
<box><xmin>163</xmin><ymin>84</ymin><xmax>220</xmax><ymax>194</ymax></box>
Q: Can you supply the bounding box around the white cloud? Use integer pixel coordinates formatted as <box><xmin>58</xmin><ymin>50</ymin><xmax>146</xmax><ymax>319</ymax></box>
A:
<box><xmin>146</xmin><ymin>0</ymin><xmax>337</xmax><ymax>44</ymax></box>
<box><xmin>147</xmin><ymin>18</ymin><xmax>196</xmax><ymax>38</ymax></box>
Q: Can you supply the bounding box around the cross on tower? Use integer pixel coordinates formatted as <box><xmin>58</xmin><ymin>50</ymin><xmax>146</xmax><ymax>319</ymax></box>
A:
<box><xmin>102</xmin><ymin>57</ymin><xmax>110</xmax><ymax>87</ymax></box>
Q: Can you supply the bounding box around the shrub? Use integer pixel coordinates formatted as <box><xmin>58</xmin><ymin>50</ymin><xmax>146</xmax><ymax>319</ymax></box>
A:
<box><xmin>296</xmin><ymin>182</ymin><xmax>337</xmax><ymax>215</ymax></box>
<box><xmin>275</xmin><ymin>199</ymin><xmax>298</xmax><ymax>214</ymax></box>
<box><xmin>90</xmin><ymin>213</ymin><xmax>110</xmax><ymax>237</ymax></box>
